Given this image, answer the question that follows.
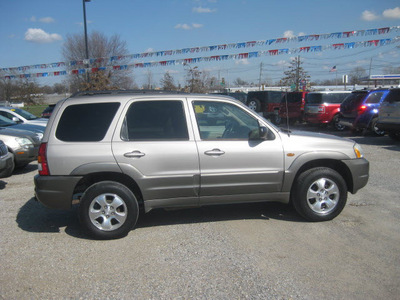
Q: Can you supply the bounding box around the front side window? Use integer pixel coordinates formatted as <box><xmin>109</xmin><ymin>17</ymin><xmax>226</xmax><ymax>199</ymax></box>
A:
<box><xmin>56</xmin><ymin>102</ymin><xmax>120</xmax><ymax>142</ymax></box>
<box><xmin>122</xmin><ymin>100</ymin><xmax>189</xmax><ymax>141</ymax></box>
<box><xmin>193</xmin><ymin>101</ymin><xmax>259</xmax><ymax>140</ymax></box>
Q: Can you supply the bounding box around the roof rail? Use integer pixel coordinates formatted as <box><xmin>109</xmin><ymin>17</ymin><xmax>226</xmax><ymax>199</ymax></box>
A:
<box><xmin>70</xmin><ymin>89</ymin><xmax>188</xmax><ymax>97</ymax></box>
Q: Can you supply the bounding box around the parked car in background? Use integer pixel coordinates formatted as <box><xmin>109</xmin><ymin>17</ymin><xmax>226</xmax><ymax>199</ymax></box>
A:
<box><xmin>340</xmin><ymin>88</ymin><xmax>391</xmax><ymax>136</ymax></box>
<box><xmin>0</xmin><ymin>127</ymin><xmax>40</xmax><ymax>169</ymax></box>
<box><xmin>41</xmin><ymin>104</ymin><xmax>56</xmax><ymax>118</ymax></box>
<box><xmin>246</xmin><ymin>91</ymin><xmax>283</xmax><ymax>124</ymax></box>
<box><xmin>279</xmin><ymin>91</ymin><xmax>308</xmax><ymax>125</ymax></box>
<box><xmin>34</xmin><ymin>90</ymin><xmax>369</xmax><ymax>239</ymax></box>
<box><xmin>376</xmin><ymin>88</ymin><xmax>400</xmax><ymax>140</ymax></box>
<box><xmin>0</xmin><ymin>139</ymin><xmax>14</xmax><ymax>178</ymax></box>
<box><xmin>0</xmin><ymin>115</ymin><xmax>44</xmax><ymax>140</ymax></box>
<box><xmin>0</xmin><ymin>106</ymin><xmax>48</xmax><ymax>127</ymax></box>
<box><xmin>303</xmin><ymin>91</ymin><xmax>351</xmax><ymax>130</ymax></box>
<box><xmin>214</xmin><ymin>92</ymin><xmax>247</xmax><ymax>105</ymax></box>
<box><xmin>338</xmin><ymin>90</ymin><xmax>370</xmax><ymax>132</ymax></box>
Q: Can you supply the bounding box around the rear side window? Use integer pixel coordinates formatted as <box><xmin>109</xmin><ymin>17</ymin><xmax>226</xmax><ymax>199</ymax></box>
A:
<box><xmin>365</xmin><ymin>91</ymin><xmax>385</xmax><ymax>104</ymax></box>
<box><xmin>56</xmin><ymin>102</ymin><xmax>120</xmax><ymax>142</ymax></box>
<box><xmin>122</xmin><ymin>100</ymin><xmax>188</xmax><ymax>141</ymax></box>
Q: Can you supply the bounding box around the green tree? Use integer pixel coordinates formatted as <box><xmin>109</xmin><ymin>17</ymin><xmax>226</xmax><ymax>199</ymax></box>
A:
<box><xmin>281</xmin><ymin>56</ymin><xmax>310</xmax><ymax>91</ymax></box>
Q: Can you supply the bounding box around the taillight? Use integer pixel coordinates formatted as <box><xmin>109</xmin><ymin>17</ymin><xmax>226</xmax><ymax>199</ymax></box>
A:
<box><xmin>358</xmin><ymin>105</ymin><xmax>367</xmax><ymax>114</ymax></box>
<box><xmin>38</xmin><ymin>142</ymin><xmax>49</xmax><ymax>176</ymax></box>
<box><xmin>318</xmin><ymin>105</ymin><xmax>325</xmax><ymax>113</ymax></box>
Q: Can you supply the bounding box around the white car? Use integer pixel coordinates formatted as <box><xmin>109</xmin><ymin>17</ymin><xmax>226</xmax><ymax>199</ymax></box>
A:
<box><xmin>0</xmin><ymin>106</ymin><xmax>48</xmax><ymax>127</ymax></box>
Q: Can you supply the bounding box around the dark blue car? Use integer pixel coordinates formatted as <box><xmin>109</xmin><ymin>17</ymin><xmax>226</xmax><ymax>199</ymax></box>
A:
<box><xmin>339</xmin><ymin>88</ymin><xmax>391</xmax><ymax>135</ymax></box>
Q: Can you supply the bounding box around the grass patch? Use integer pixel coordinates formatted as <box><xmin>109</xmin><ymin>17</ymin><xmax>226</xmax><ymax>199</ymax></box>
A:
<box><xmin>23</xmin><ymin>105</ymin><xmax>48</xmax><ymax>117</ymax></box>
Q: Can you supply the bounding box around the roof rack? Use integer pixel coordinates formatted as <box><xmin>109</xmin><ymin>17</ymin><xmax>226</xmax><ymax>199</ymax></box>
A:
<box><xmin>70</xmin><ymin>89</ymin><xmax>188</xmax><ymax>97</ymax></box>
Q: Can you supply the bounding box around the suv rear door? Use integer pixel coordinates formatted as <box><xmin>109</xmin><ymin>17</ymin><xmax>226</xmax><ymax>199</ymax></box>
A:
<box><xmin>112</xmin><ymin>98</ymin><xmax>200</xmax><ymax>206</ymax></box>
<box><xmin>189</xmin><ymin>98</ymin><xmax>285</xmax><ymax>205</ymax></box>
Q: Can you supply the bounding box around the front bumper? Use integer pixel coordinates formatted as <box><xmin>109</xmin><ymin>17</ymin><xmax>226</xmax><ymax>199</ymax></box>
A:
<box><xmin>342</xmin><ymin>158</ymin><xmax>369</xmax><ymax>194</ymax></box>
<box><xmin>34</xmin><ymin>175</ymin><xmax>83</xmax><ymax>209</ymax></box>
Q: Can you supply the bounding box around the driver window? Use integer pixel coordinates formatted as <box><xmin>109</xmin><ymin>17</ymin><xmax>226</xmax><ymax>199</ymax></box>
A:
<box><xmin>193</xmin><ymin>101</ymin><xmax>259</xmax><ymax>140</ymax></box>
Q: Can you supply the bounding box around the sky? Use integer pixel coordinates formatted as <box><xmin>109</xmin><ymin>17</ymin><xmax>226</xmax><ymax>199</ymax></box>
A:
<box><xmin>0</xmin><ymin>0</ymin><xmax>399</xmax><ymax>88</ymax></box>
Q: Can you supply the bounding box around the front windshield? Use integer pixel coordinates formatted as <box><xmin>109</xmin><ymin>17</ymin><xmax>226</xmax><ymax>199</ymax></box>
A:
<box><xmin>0</xmin><ymin>115</ymin><xmax>17</xmax><ymax>127</ymax></box>
<box><xmin>10</xmin><ymin>108</ymin><xmax>38</xmax><ymax>120</ymax></box>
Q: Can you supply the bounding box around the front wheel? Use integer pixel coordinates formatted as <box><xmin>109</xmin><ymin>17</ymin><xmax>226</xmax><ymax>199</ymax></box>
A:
<box><xmin>291</xmin><ymin>167</ymin><xmax>347</xmax><ymax>221</ymax></box>
<box><xmin>79</xmin><ymin>181</ymin><xmax>139</xmax><ymax>239</ymax></box>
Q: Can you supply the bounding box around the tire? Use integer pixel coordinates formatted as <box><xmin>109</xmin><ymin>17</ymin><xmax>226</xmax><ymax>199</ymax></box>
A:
<box><xmin>247</xmin><ymin>99</ymin><xmax>261</xmax><ymax>112</ymax></box>
<box><xmin>370</xmin><ymin>117</ymin><xmax>385</xmax><ymax>136</ymax></box>
<box><xmin>272</xmin><ymin>112</ymin><xmax>281</xmax><ymax>125</ymax></box>
<box><xmin>291</xmin><ymin>167</ymin><xmax>347</xmax><ymax>222</ymax></box>
<box><xmin>333</xmin><ymin>114</ymin><xmax>345</xmax><ymax>131</ymax></box>
<box><xmin>79</xmin><ymin>181</ymin><xmax>139</xmax><ymax>239</ymax></box>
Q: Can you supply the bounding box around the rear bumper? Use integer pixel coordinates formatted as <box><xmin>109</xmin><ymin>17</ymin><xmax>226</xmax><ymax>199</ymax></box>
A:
<box><xmin>304</xmin><ymin>113</ymin><xmax>331</xmax><ymax>124</ymax></box>
<box><xmin>34</xmin><ymin>175</ymin><xmax>83</xmax><ymax>209</ymax></box>
<box><xmin>342</xmin><ymin>158</ymin><xmax>369</xmax><ymax>194</ymax></box>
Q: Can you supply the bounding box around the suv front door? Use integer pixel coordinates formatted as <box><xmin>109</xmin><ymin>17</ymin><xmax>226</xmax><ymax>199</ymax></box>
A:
<box><xmin>190</xmin><ymin>99</ymin><xmax>285</xmax><ymax>205</ymax></box>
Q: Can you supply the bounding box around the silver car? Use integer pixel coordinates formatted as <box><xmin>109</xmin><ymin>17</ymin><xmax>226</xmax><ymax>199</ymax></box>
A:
<box><xmin>34</xmin><ymin>91</ymin><xmax>369</xmax><ymax>239</ymax></box>
<box><xmin>0</xmin><ymin>140</ymin><xmax>14</xmax><ymax>178</ymax></box>
<box><xmin>0</xmin><ymin>127</ymin><xmax>40</xmax><ymax>169</ymax></box>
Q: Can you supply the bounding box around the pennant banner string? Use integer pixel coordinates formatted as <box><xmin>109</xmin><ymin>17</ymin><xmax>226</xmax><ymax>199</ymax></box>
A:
<box><xmin>3</xmin><ymin>36</ymin><xmax>400</xmax><ymax>80</ymax></box>
<box><xmin>1</xmin><ymin>26</ymin><xmax>399</xmax><ymax>74</ymax></box>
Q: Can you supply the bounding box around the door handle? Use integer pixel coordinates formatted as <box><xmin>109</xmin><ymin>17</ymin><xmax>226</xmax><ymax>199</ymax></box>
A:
<box><xmin>204</xmin><ymin>148</ymin><xmax>225</xmax><ymax>156</ymax></box>
<box><xmin>124</xmin><ymin>150</ymin><xmax>145</xmax><ymax>158</ymax></box>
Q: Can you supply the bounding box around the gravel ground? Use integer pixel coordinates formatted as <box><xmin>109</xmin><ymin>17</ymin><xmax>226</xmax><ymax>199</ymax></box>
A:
<box><xmin>1</xmin><ymin>127</ymin><xmax>399</xmax><ymax>299</ymax></box>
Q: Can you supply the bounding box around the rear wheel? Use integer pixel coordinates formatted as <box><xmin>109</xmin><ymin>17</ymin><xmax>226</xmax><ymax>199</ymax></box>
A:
<box><xmin>247</xmin><ymin>99</ymin><xmax>261</xmax><ymax>112</ymax></box>
<box><xmin>370</xmin><ymin>117</ymin><xmax>385</xmax><ymax>136</ymax></box>
<box><xmin>292</xmin><ymin>167</ymin><xmax>347</xmax><ymax>221</ymax></box>
<box><xmin>79</xmin><ymin>181</ymin><xmax>139</xmax><ymax>239</ymax></box>
<box><xmin>333</xmin><ymin>114</ymin><xmax>345</xmax><ymax>131</ymax></box>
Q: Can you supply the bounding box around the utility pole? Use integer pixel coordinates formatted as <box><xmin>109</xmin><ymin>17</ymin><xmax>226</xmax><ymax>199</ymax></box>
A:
<box><xmin>296</xmin><ymin>56</ymin><xmax>300</xmax><ymax>91</ymax></box>
<box><xmin>259</xmin><ymin>62</ymin><xmax>263</xmax><ymax>90</ymax></box>
<box><xmin>368</xmin><ymin>58</ymin><xmax>373</xmax><ymax>88</ymax></box>
<box><xmin>83</xmin><ymin>0</ymin><xmax>90</xmax><ymax>84</ymax></box>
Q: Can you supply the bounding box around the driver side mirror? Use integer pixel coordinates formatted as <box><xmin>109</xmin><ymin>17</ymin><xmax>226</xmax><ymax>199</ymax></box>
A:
<box><xmin>249</xmin><ymin>126</ymin><xmax>273</xmax><ymax>140</ymax></box>
<box><xmin>12</xmin><ymin>117</ymin><xmax>21</xmax><ymax>123</ymax></box>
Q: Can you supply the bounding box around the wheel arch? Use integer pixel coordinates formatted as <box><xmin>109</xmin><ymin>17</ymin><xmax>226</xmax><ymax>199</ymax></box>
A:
<box><xmin>73</xmin><ymin>172</ymin><xmax>144</xmax><ymax>210</ymax></box>
<box><xmin>284</xmin><ymin>159</ymin><xmax>354</xmax><ymax>194</ymax></box>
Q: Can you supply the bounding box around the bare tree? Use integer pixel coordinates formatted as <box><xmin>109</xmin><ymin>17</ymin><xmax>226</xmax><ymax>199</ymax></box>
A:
<box><xmin>62</xmin><ymin>31</ymin><xmax>136</xmax><ymax>92</ymax></box>
<box><xmin>349</xmin><ymin>67</ymin><xmax>367</xmax><ymax>85</ymax></box>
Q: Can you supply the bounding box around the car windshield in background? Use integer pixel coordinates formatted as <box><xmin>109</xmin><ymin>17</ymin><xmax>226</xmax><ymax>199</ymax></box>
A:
<box><xmin>364</xmin><ymin>91</ymin><xmax>386</xmax><ymax>104</ymax></box>
<box><xmin>11</xmin><ymin>108</ymin><xmax>38</xmax><ymax>120</ymax></box>
<box><xmin>306</xmin><ymin>93</ymin><xmax>348</xmax><ymax>104</ymax></box>
<box><xmin>0</xmin><ymin>115</ymin><xmax>18</xmax><ymax>127</ymax></box>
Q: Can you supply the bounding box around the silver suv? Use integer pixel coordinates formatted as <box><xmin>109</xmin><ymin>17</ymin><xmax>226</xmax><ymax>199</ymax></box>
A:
<box><xmin>34</xmin><ymin>91</ymin><xmax>369</xmax><ymax>239</ymax></box>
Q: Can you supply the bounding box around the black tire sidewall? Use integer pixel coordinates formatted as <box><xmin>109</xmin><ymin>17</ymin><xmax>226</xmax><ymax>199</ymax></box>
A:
<box><xmin>292</xmin><ymin>168</ymin><xmax>347</xmax><ymax>221</ymax></box>
<box><xmin>79</xmin><ymin>181</ymin><xmax>139</xmax><ymax>239</ymax></box>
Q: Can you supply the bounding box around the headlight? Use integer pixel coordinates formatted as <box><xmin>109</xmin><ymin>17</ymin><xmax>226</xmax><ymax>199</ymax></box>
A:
<box><xmin>353</xmin><ymin>143</ymin><xmax>364</xmax><ymax>158</ymax></box>
<box><xmin>15</xmin><ymin>137</ymin><xmax>33</xmax><ymax>149</ymax></box>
